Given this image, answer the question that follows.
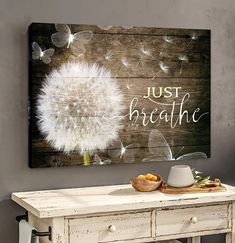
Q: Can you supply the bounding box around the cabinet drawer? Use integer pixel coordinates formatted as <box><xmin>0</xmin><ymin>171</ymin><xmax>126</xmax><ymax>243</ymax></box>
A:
<box><xmin>69</xmin><ymin>211</ymin><xmax>152</xmax><ymax>243</ymax></box>
<box><xmin>156</xmin><ymin>204</ymin><xmax>228</xmax><ymax>236</ymax></box>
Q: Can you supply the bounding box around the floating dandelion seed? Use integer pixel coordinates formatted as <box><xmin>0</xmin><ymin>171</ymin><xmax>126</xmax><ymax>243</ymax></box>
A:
<box><xmin>186</xmin><ymin>32</ymin><xmax>199</xmax><ymax>47</ymax></box>
<box><xmin>191</xmin><ymin>32</ymin><xmax>199</xmax><ymax>40</ymax></box>
<box><xmin>178</xmin><ymin>54</ymin><xmax>189</xmax><ymax>75</ymax></box>
<box><xmin>140</xmin><ymin>45</ymin><xmax>152</xmax><ymax>57</ymax></box>
<box><xmin>108</xmin><ymin>140</ymin><xmax>140</xmax><ymax>163</ymax></box>
<box><xmin>126</xmin><ymin>78</ymin><xmax>134</xmax><ymax>92</ymax></box>
<box><xmin>152</xmin><ymin>61</ymin><xmax>170</xmax><ymax>80</ymax></box>
<box><xmin>163</xmin><ymin>35</ymin><xmax>174</xmax><ymax>44</ymax></box>
<box><xmin>37</xmin><ymin>61</ymin><xmax>124</xmax><ymax>165</ymax></box>
<box><xmin>105</xmin><ymin>50</ymin><xmax>113</xmax><ymax>61</ymax></box>
<box><xmin>93</xmin><ymin>154</ymin><xmax>111</xmax><ymax>165</ymax></box>
<box><xmin>51</xmin><ymin>24</ymin><xmax>93</xmax><ymax>56</ymax></box>
<box><xmin>115</xmin><ymin>56</ymin><xmax>139</xmax><ymax>77</ymax></box>
<box><xmin>136</xmin><ymin>44</ymin><xmax>153</xmax><ymax>68</ymax></box>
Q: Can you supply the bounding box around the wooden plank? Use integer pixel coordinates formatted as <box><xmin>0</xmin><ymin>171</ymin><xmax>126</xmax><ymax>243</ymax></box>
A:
<box><xmin>29</xmin><ymin>23</ymin><xmax>210</xmax><ymax>37</ymax></box>
<box><xmin>11</xmin><ymin>184</ymin><xmax>235</xmax><ymax>219</ymax></box>
<box><xmin>30</xmin><ymin>77</ymin><xmax>210</xmax><ymax>115</ymax></box>
<box><xmin>30</xmin><ymin>145</ymin><xmax>210</xmax><ymax>167</ymax></box>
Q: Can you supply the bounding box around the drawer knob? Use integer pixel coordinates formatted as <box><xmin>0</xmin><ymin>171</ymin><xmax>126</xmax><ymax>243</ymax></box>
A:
<box><xmin>108</xmin><ymin>225</ymin><xmax>116</xmax><ymax>232</ymax></box>
<box><xmin>191</xmin><ymin>216</ymin><xmax>198</xmax><ymax>223</ymax></box>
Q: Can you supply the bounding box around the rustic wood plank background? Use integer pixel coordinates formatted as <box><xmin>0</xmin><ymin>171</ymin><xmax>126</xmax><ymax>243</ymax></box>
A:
<box><xmin>29</xmin><ymin>23</ymin><xmax>210</xmax><ymax>168</ymax></box>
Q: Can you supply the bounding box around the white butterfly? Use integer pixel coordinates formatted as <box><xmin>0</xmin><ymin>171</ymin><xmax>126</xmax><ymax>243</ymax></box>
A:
<box><xmin>93</xmin><ymin>154</ymin><xmax>111</xmax><ymax>165</ymax></box>
<box><xmin>51</xmin><ymin>24</ymin><xmax>93</xmax><ymax>56</ymax></box>
<box><xmin>32</xmin><ymin>42</ymin><xmax>54</xmax><ymax>64</ymax></box>
<box><xmin>142</xmin><ymin>129</ymin><xmax>207</xmax><ymax>162</ymax></box>
<box><xmin>108</xmin><ymin>140</ymin><xmax>140</xmax><ymax>163</ymax></box>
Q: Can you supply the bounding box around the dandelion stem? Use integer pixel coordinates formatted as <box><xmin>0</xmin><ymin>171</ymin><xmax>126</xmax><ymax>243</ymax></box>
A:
<box><xmin>152</xmin><ymin>70</ymin><xmax>161</xmax><ymax>80</ymax></box>
<box><xmin>115</xmin><ymin>66</ymin><xmax>123</xmax><ymax>78</ymax></box>
<box><xmin>83</xmin><ymin>151</ymin><xmax>90</xmax><ymax>166</ymax></box>
<box><xmin>180</xmin><ymin>62</ymin><xmax>183</xmax><ymax>75</ymax></box>
<box><xmin>186</xmin><ymin>39</ymin><xmax>192</xmax><ymax>48</ymax></box>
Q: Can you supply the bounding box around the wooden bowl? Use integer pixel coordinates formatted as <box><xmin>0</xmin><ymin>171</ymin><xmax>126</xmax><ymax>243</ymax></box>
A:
<box><xmin>130</xmin><ymin>175</ymin><xmax>162</xmax><ymax>192</ymax></box>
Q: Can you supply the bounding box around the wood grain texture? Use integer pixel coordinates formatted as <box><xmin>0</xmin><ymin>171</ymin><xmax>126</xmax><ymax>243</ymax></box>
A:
<box><xmin>156</xmin><ymin>204</ymin><xmax>228</xmax><ymax>236</ymax></box>
<box><xmin>29</xmin><ymin>23</ymin><xmax>210</xmax><ymax>167</ymax></box>
<box><xmin>69</xmin><ymin>212</ymin><xmax>152</xmax><ymax>243</ymax></box>
<box><xmin>13</xmin><ymin>184</ymin><xmax>235</xmax><ymax>243</ymax></box>
<box><xmin>226</xmin><ymin>201</ymin><xmax>235</xmax><ymax>243</ymax></box>
<box><xmin>11</xmin><ymin>184</ymin><xmax>235</xmax><ymax>218</ymax></box>
<box><xmin>159</xmin><ymin>184</ymin><xmax>226</xmax><ymax>194</ymax></box>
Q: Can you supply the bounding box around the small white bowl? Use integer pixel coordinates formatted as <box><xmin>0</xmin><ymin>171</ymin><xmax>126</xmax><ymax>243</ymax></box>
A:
<box><xmin>167</xmin><ymin>165</ymin><xmax>195</xmax><ymax>188</ymax></box>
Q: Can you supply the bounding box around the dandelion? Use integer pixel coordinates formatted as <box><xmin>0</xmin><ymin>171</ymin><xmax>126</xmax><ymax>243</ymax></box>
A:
<box><xmin>36</xmin><ymin>61</ymin><xmax>124</xmax><ymax>166</ymax></box>
<box><xmin>178</xmin><ymin>54</ymin><xmax>189</xmax><ymax>75</ymax></box>
<box><xmin>152</xmin><ymin>61</ymin><xmax>170</xmax><ymax>80</ymax></box>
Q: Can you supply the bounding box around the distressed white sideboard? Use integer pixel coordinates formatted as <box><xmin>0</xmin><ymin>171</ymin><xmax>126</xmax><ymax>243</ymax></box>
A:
<box><xmin>12</xmin><ymin>184</ymin><xmax>235</xmax><ymax>243</ymax></box>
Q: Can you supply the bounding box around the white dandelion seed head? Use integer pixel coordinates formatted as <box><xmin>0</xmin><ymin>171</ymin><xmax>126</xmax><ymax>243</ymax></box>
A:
<box><xmin>178</xmin><ymin>54</ymin><xmax>189</xmax><ymax>62</ymax></box>
<box><xmin>159</xmin><ymin>61</ymin><xmax>170</xmax><ymax>73</ymax></box>
<box><xmin>163</xmin><ymin>35</ymin><xmax>173</xmax><ymax>44</ymax></box>
<box><xmin>37</xmin><ymin>61</ymin><xmax>124</xmax><ymax>154</ymax></box>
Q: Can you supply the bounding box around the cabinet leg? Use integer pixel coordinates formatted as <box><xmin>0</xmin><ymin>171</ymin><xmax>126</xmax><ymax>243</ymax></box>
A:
<box><xmin>187</xmin><ymin>236</ymin><xmax>200</xmax><ymax>243</ymax></box>
<box><xmin>226</xmin><ymin>232</ymin><xmax>235</xmax><ymax>243</ymax></box>
<box><xmin>226</xmin><ymin>201</ymin><xmax>235</xmax><ymax>243</ymax></box>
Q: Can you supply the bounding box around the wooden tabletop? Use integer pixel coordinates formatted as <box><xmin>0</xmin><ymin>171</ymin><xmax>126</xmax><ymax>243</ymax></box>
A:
<box><xmin>12</xmin><ymin>184</ymin><xmax>235</xmax><ymax>218</ymax></box>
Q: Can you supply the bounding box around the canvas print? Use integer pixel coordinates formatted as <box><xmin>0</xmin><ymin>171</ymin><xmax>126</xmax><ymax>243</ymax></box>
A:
<box><xmin>29</xmin><ymin>23</ymin><xmax>210</xmax><ymax>168</ymax></box>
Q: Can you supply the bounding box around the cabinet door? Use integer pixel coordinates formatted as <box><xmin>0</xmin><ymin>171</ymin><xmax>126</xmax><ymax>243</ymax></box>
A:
<box><xmin>69</xmin><ymin>211</ymin><xmax>152</xmax><ymax>243</ymax></box>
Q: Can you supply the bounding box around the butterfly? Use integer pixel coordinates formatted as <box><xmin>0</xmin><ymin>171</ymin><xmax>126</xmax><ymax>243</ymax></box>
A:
<box><xmin>32</xmin><ymin>42</ymin><xmax>54</xmax><ymax>64</ymax></box>
<box><xmin>142</xmin><ymin>129</ymin><xmax>207</xmax><ymax>162</ymax></box>
<box><xmin>92</xmin><ymin>154</ymin><xmax>111</xmax><ymax>165</ymax></box>
<box><xmin>108</xmin><ymin>140</ymin><xmax>140</xmax><ymax>163</ymax></box>
<box><xmin>51</xmin><ymin>24</ymin><xmax>93</xmax><ymax>56</ymax></box>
